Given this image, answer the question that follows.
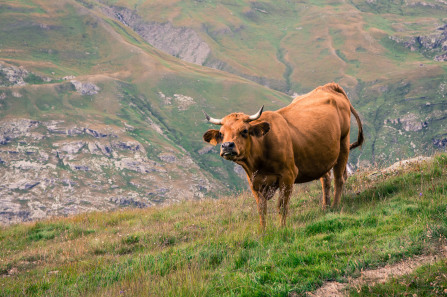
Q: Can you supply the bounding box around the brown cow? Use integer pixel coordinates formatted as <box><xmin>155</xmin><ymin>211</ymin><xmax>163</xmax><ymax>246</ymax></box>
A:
<box><xmin>203</xmin><ymin>83</ymin><xmax>364</xmax><ymax>229</ymax></box>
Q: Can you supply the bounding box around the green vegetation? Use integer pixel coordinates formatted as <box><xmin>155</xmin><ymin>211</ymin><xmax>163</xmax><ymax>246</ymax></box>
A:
<box><xmin>1</xmin><ymin>154</ymin><xmax>446</xmax><ymax>296</ymax></box>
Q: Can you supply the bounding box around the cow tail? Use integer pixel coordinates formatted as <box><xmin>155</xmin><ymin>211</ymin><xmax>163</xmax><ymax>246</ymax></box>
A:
<box><xmin>349</xmin><ymin>104</ymin><xmax>364</xmax><ymax>150</ymax></box>
<box><xmin>330</xmin><ymin>83</ymin><xmax>364</xmax><ymax>150</ymax></box>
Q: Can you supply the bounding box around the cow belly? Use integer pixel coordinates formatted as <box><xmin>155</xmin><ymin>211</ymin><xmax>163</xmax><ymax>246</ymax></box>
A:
<box><xmin>294</xmin><ymin>173</ymin><xmax>326</xmax><ymax>183</ymax></box>
<box><xmin>289</xmin><ymin>122</ymin><xmax>341</xmax><ymax>183</ymax></box>
<box><xmin>293</xmin><ymin>149</ymin><xmax>339</xmax><ymax>183</ymax></box>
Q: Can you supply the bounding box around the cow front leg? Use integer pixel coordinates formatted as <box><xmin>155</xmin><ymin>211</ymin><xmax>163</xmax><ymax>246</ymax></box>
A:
<box><xmin>277</xmin><ymin>184</ymin><xmax>293</xmax><ymax>227</ymax></box>
<box><xmin>257</xmin><ymin>194</ymin><xmax>267</xmax><ymax>230</ymax></box>
<box><xmin>250</xmin><ymin>189</ymin><xmax>267</xmax><ymax>230</ymax></box>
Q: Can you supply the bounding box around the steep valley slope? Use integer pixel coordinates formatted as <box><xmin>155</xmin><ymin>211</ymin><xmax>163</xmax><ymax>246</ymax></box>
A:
<box><xmin>0</xmin><ymin>0</ymin><xmax>446</xmax><ymax>223</ymax></box>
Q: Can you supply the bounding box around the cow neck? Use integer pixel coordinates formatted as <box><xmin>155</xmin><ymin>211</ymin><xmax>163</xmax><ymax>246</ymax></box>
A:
<box><xmin>235</xmin><ymin>136</ymin><xmax>264</xmax><ymax>181</ymax></box>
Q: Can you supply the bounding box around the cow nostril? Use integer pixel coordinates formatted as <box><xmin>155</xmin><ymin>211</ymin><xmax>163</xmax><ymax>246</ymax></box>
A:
<box><xmin>222</xmin><ymin>142</ymin><xmax>235</xmax><ymax>149</ymax></box>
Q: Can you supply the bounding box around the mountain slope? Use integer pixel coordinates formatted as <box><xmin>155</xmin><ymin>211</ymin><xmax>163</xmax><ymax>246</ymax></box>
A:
<box><xmin>92</xmin><ymin>0</ymin><xmax>447</xmax><ymax>165</ymax></box>
<box><xmin>0</xmin><ymin>0</ymin><xmax>292</xmax><ymax>223</ymax></box>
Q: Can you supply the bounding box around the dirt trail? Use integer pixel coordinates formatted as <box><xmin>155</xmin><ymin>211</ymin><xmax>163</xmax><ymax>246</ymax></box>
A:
<box><xmin>306</xmin><ymin>246</ymin><xmax>447</xmax><ymax>297</ymax></box>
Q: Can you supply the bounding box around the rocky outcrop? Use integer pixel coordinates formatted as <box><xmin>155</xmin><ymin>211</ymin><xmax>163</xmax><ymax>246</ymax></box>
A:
<box><xmin>384</xmin><ymin>113</ymin><xmax>428</xmax><ymax>132</ymax></box>
<box><xmin>109</xmin><ymin>196</ymin><xmax>148</xmax><ymax>208</ymax></box>
<box><xmin>158</xmin><ymin>91</ymin><xmax>196</xmax><ymax>110</ymax></box>
<box><xmin>173</xmin><ymin>94</ymin><xmax>195</xmax><ymax>110</ymax></box>
<box><xmin>71</xmin><ymin>80</ymin><xmax>100</xmax><ymax>95</ymax></box>
<box><xmin>0</xmin><ymin>119</ymin><xmax>40</xmax><ymax>144</ymax></box>
<box><xmin>433</xmin><ymin>134</ymin><xmax>447</xmax><ymax>148</ymax></box>
<box><xmin>158</xmin><ymin>153</ymin><xmax>176</xmax><ymax>163</ymax></box>
<box><xmin>0</xmin><ymin>118</ymin><xmax>218</xmax><ymax>225</ymax></box>
<box><xmin>0</xmin><ymin>62</ymin><xmax>53</xmax><ymax>86</ymax></box>
<box><xmin>114</xmin><ymin>158</ymin><xmax>165</xmax><ymax>173</ymax></box>
<box><xmin>400</xmin><ymin>113</ymin><xmax>428</xmax><ymax>132</ymax></box>
<box><xmin>390</xmin><ymin>24</ymin><xmax>447</xmax><ymax>61</ymax></box>
<box><xmin>0</xmin><ymin>62</ymin><xmax>29</xmax><ymax>86</ymax></box>
<box><xmin>383</xmin><ymin>156</ymin><xmax>432</xmax><ymax>173</ymax></box>
<box><xmin>99</xmin><ymin>4</ymin><xmax>289</xmax><ymax>93</ymax></box>
<box><xmin>102</xmin><ymin>6</ymin><xmax>210</xmax><ymax>65</ymax></box>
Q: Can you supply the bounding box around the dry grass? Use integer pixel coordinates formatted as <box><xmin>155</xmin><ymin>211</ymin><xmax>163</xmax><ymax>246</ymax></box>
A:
<box><xmin>1</xmin><ymin>153</ymin><xmax>446</xmax><ymax>296</ymax></box>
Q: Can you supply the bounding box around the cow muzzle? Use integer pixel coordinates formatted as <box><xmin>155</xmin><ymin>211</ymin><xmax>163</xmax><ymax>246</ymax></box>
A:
<box><xmin>220</xmin><ymin>142</ymin><xmax>238</xmax><ymax>159</ymax></box>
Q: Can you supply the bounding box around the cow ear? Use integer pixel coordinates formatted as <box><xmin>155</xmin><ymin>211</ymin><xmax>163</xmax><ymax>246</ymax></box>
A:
<box><xmin>249</xmin><ymin>122</ymin><xmax>270</xmax><ymax>137</ymax></box>
<box><xmin>203</xmin><ymin>129</ymin><xmax>222</xmax><ymax>145</ymax></box>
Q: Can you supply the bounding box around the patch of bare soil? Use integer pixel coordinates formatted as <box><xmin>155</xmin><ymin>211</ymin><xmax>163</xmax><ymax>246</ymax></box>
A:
<box><xmin>306</xmin><ymin>245</ymin><xmax>447</xmax><ymax>297</ymax></box>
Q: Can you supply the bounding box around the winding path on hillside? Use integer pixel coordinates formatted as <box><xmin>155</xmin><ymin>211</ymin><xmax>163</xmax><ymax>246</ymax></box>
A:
<box><xmin>305</xmin><ymin>246</ymin><xmax>447</xmax><ymax>296</ymax></box>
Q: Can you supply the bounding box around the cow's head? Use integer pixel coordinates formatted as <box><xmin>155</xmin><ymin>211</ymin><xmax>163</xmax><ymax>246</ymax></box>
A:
<box><xmin>202</xmin><ymin>106</ymin><xmax>270</xmax><ymax>161</ymax></box>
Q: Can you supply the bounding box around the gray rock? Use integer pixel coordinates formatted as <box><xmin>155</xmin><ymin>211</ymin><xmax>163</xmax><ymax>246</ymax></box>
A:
<box><xmin>433</xmin><ymin>136</ymin><xmax>447</xmax><ymax>148</ymax></box>
<box><xmin>110</xmin><ymin>197</ymin><xmax>147</xmax><ymax>208</ymax></box>
<box><xmin>103</xmin><ymin>6</ymin><xmax>210</xmax><ymax>65</ymax></box>
<box><xmin>113</xmin><ymin>141</ymin><xmax>141</xmax><ymax>151</ymax></box>
<box><xmin>71</xmin><ymin>165</ymin><xmax>89</xmax><ymax>171</ymax></box>
<box><xmin>158</xmin><ymin>153</ymin><xmax>176</xmax><ymax>163</ymax></box>
<box><xmin>0</xmin><ymin>209</ymin><xmax>32</xmax><ymax>224</ymax></box>
<box><xmin>43</xmin><ymin>120</ymin><xmax>66</xmax><ymax>134</ymax></box>
<box><xmin>435</xmin><ymin>52</ymin><xmax>447</xmax><ymax>61</ymax></box>
<box><xmin>95</xmin><ymin>143</ymin><xmax>113</xmax><ymax>155</ymax></box>
<box><xmin>0</xmin><ymin>119</ymin><xmax>39</xmax><ymax>144</ymax></box>
<box><xmin>115</xmin><ymin>158</ymin><xmax>164</xmax><ymax>173</ymax></box>
<box><xmin>0</xmin><ymin>62</ymin><xmax>29</xmax><ymax>86</ymax></box>
<box><xmin>71</xmin><ymin>80</ymin><xmax>100</xmax><ymax>95</ymax></box>
<box><xmin>57</xmin><ymin>141</ymin><xmax>85</xmax><ymax>154</ymax></box>
<box><xmin>147</xmin><ymin>187</ymin><xmax>169</xmax><ymax>196</ymax></box>
<box><xmin>66</xmin><ymin>127</ymin><xmax>84</xmax><ymax>136</ymax></box>
<box><xmin>84</xmin><ymin>128</ymin><xmax>109</xmax><ymax>138</ymax></box>
<box><xmin>24</xmin><ymin>182</ymin><xmax>40</xmax><ymax>190</ymax></box>
<box><xmin>62</xmin><ymin>179</ymin><xmax>77</xmax><ymax>186</ymax></box>
<box><xmin>8</xmin><ymin>180</ymin><xmax>40</xmax><ymax>190</ymax></box>
<box><xmin>391</xmin><ymin>25</ymin><xmax>447</xmax><ymax>61</ymax></box>
<box><xmin>400</xmin><ymin>113</ymin><xmax>426</xmax><ymax>132</ymax></box>
<box><xmin>198</xmin><ymin>145</ymin><xmax>214</xmax><ymax>155</ymax></box>
<box><xmin>234</xmin><ymin>164</ymin><xmax>246</xmax><ymax>179</ymax></box>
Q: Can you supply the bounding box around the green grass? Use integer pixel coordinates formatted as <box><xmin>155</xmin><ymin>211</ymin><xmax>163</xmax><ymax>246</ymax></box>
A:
<box><xmin>1</xmin><ymin>153</ymin><xmax>446</xmax><ymax>296</ymax></box>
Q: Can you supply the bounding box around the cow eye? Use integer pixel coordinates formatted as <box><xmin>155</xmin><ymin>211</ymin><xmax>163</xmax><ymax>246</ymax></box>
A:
<box><xmin>241</xmin><ymin>129</ymin><xmax>248</xmax><ymax>137</ymax></box>
<box><xmin>219</xmin><ymin>132</ymin><xmax>224</xmax><ymax>139</ymax></box>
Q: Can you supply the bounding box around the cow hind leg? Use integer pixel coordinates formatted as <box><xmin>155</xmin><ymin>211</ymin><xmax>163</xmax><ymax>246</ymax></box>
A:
<box><xmin>332</xmin><ymin>135</ymin><xmax>350</xmax><ymax>207</ymax></box>
<box><xmin>320</xmin><ymin>171</ymin><xmax>331</xmax><ymax>209</ymax></box>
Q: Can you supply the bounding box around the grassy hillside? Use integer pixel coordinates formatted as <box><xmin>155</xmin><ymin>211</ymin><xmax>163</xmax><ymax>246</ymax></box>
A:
<box><xmin>1</xmin><ymin>153</ymin><xmax>446</xmax><ymax>296</ymax></box>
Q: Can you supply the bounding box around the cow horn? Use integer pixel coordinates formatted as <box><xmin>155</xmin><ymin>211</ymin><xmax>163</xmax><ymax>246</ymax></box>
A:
<box><xmin>248</xmin><ymin>105</ymin><xmax>264</xmax><ymax>121</ymax></box>
<box><xmin>203</xmin><ymin>110</ymin><xmax>223</xmax><ymax>125</ymax></box>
